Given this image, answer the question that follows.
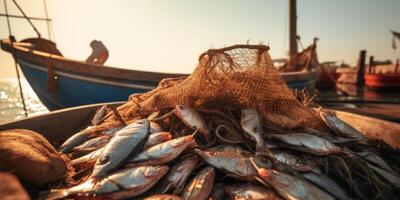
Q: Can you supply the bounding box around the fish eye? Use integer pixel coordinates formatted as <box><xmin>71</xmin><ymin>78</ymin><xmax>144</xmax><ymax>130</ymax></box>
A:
<box><xmin>98</xmin><ymin>155</ymin><xmax>110</xmax><ymax>164</ymax></box>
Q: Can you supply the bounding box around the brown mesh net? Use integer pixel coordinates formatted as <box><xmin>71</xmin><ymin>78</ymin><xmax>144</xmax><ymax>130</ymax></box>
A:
<box><xmin>97</xmin><ymin>44</ymin><xmax>326</xmax><ymax>132</ymax></box>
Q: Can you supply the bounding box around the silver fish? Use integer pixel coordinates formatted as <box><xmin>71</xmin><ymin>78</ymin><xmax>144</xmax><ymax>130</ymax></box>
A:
<box><xmin>174</xmin><ymin>105</ymin><xmax>209</xmax><ymax>141</ymax></box>
<box><xmin>182</xmin><ymin>166</ymin><xmax>215</xmax><ymax>200</ymax></box>
<box><xmin>319</xmin><ymin>110</ymin><xmax>364</xmax><ymax>140</ymax></box>
<box><xmin>194</xmin><ymin>149</ymin><xmax>257</xmax><ymax>181</ymax></box>
<box><xmin>73</xmin><ymin>135</ymin><xmax>110</xmax><ymax>152</ymax></box>
<box><xmin>92</xmin><ymin>105</ymin><xmax>108</xmax><ymax>126</ymax></box>
<box><xmin>272</xmin><ymin>150</ymin><xmax>313</xmax><ymax>172</ymax></box>
<box><xmin>156</xmin><ymin>155</ymin><xmax>200</xmax><ymax>194</ymax></box>
<box><xmin>206</xmin><ymin>144</ymin><xmax>251</xmax><ymax>156</ymax></box>
<box><xmin>91</xmin><ymin>119</ymin><xmax>150</xmax><ymax>179</ymax></box>
<box><xmin>251</xmin><ymin>158</ymin><xmax>335</xmax><ymax>200</ymax></box>
<box><xmin>127</xmin><ymin>135</ymin><xmax>194</xmax><ymax>166</ymax></box>
<box><xmin>271</xmin><ymin>133</ymin><xmax>341</xmax><ymax>155</ymax></box>
<box><xmin>71</xmin><ymin>146</ymin><xmax>105</xmax><ymax>166</ymax></box>
<box><xmin>367</xmin><ymin>163</ymin><xmax>400</xmax><ymax>188</ymax></box>
<box><xmin>225</xmin><ymin>184</ymin><xmax>283</xmax><ymax>200</ymax></box>
<box><xmin>302</xmin><ymin>171</ymin><xmax>349</xmax><ymax>200</ymax></box>
<box><xmin>356</xmin><ymin>151</ymin><xmax>397</xmax><ymax>175</ymax></box>
<box><xmin>93</xmin><ymin>165</ymin><xmax>169</xmax><ymax>199</ymax></box>
<box><xmin>59</xmin><ymin>126</ymin><xmax>94</xmax><ymax>153</ymax></box>
<box><xmin>241</xmin><ymin>109</ymin><xmax>271</xmax><ymax>157</ymax></box>
<box><xmin>71</xmin><ymin>130</ymin><xmax>168</xmax><ymax>166</ymax></box>
<box><xmin>102</xmin><ymin>126</ymin><xmax>124</xmax><ymax>135</ymax></box>
<box><xmin>47</xmin><ymin>165</ymin><xmax>168</xmax><ymax>200</ymax></box>
<box><xmin>144</xmin><ymin>132</ymin><xmax>172</xmax><ymax>149</ymax></box>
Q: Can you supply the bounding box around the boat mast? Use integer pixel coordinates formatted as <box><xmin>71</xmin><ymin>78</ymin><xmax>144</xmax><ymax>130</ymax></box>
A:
<box><xmin>289</xmin><ymin>0</ymin><xmax>298</xmax><ymax>57</ymax></box>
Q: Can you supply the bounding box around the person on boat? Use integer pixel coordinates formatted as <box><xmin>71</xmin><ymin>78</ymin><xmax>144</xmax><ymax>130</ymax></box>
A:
<box><xmin>86</xmin><ymin>40</ymin><xmax>109</xmax><ymax>65</ymax></box>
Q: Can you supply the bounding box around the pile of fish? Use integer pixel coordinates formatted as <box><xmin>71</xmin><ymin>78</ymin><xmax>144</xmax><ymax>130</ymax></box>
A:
<box><xmin>43</xmin><ymin>105</ymin><xmax>400</xmax><ymax>200</ymax></box>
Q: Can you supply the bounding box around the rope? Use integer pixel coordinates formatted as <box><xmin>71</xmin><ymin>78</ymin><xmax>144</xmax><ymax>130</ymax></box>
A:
<box><xmin>42</xmin><ymin>0</ymin><xmax>52</xmax><ymax>40</ymax></box>
<box><xmin>12</xmin><ymin>0</ymin><xmax>41</xmax><ymax>38</ymax></box>
<box><xmin>3</xmin><ymin>0</ymin><xmax>28</xmax><ymax>117</ymax></box>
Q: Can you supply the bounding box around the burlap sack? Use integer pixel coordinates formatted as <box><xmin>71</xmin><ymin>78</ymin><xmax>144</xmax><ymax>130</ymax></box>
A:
<box><xmin>0</xmin><ymin>129</ymin><xmax>68</xmax><ymax>186</ymax></box>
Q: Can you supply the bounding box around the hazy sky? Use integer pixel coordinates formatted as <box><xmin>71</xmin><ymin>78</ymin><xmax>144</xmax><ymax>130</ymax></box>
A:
<box><xmin>1</xmin><ymin>0</ymin><xmax>400</xmax><ymax>78</ymax></box>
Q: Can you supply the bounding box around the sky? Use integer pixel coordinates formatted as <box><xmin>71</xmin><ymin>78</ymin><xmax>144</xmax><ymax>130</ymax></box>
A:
<box><xmin>1</xmin><ymin>0</ymin><xmax>400</xmax><ymax>78</ymax></box>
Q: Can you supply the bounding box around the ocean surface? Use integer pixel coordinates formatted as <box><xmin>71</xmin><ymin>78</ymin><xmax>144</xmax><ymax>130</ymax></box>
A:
<box><xmin>0</xmin><ymin>78</ymin><xmax>48</xmax><ymax>124</ymax></box>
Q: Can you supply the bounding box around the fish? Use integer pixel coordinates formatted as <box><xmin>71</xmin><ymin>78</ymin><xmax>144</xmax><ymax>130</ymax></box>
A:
<box><xmin>102</xmin><ymin>126</ymin><xmax>124</xmax><ymax>135</ymax></box>
<box><xmin>144</xmin><ymin>132</ymin><xmax>173</xmax><ymax>149</ymax></box>
<box><xmin>241</xmin><ymin>109</ymin><xmax>272</xmax><ymax>157</ymax></box>
<box><xmin>271</xmin><ymin>133</ymin><xmax>341</xmax><ymax>155</ymax></box>
<box><xmin>71</xmin><ymin>130</ymin><xmax>168</xmax><ymax>166</ymax></box>
<box><xmin>156</xmin><ymin>155</ymin><xmax>200</xmax><ymax>194</ymax></box>
<box><xmin>272</xmin><ymin>150</ymin><xmax>313</xmax><ymax>172</ymax></box>
<box><xmin>59</xmin><ymin>126</ymin><xmax>95</xmax><ymax>153</ymax></box>
<box><xmin>224</xmin><ymin>184</ymin><xmax>283</xmax><ymax>200</ymax></box>
<box><xmin>250</xmin><ymin>158</ymin><xmax>335</xmax><ymax>200</ymax></box>
<box><xmin>182</xmin><ymin>166</ymin><xmax>215</xmax><ymax>200</ymax></box>
<box><xmin>92</xmin><ymin>105</ymin><xmax>108</xmax><ymax>126</ymax></box>
<box><xmin>90</xmin><ymin>119</ymin><xmax>150</xmax><ymax>179</ymax></box>
<box><xmin>73</xmin><ymin>135</ymin><xmax>110</xmax><ymax>152</ymax></box>
<box><xmin>367</xmin><ymin>163</ymin><xmax>400</xmax><ymax>188</ymax></box>
<box><xmin>206</xmin><ymin>144</ymin><xmax>251</xmax><ymax>156</ymax></box>
<box><xmin>319</xmin><ymin>110</ymin><xmax>364</xmax><ymax>140</ymax></box>
<box><xmin>265</xmin><ymin>140</ymin><xmax>280</xmax><ymax>149</ymax></box>
<box><xmin>127</xmin><ymin>135</ymin><xmax>194</xmax><ymax>166</ymax></box>
<box><xmin>143</xmin><ymin>194</ymin><xmax>183</xmax><ymax>200</ymax></box>
<box><xmin>302</xmin><ymin>171</ymin><xmax>349</xmax><ymax>200</ymax></box>
<box><xmin>71</xmin><ymin>146</ymin><xmax>105</xmax><ymax>166</ymax></box>
<box><xmin>304</xmin><ymin>128</ymin><xmax>360</xmax><ymax>144</ymax></box>
<box><xmin>356</xmin><ymin>151</ymin><xmax>398</xmax><ymax>175</ymax></box>
<box><xmin>46</xmin><ymin>165</ymin><xmax>168</xmax><ymax>200</ymax></box>
<box><xmin>174</xmin><ymin>105</ymin><xmax>209</xmax><ymax>141</ymax></box>
<box><xmin>194</xmin><ymin>149</ymin><xmax>257</xmax><ymax>181</ymax></box>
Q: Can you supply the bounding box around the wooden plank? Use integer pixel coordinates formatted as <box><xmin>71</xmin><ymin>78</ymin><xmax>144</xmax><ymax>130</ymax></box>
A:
<box><xmin>0</xmin><ymin>102</ymin><xmax>123</xmax><ymax>145</ymax></box>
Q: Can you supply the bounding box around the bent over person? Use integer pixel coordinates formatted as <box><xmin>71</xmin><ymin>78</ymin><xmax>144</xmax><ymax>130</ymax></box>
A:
<box><xmin>86</xmin><ymin>40</ymin><xmax>109</xmax><ymax>65</ymax></box>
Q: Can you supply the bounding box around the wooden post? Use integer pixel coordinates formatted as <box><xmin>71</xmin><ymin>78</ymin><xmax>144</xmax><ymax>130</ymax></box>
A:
<box><xmin>289</xmin><ymin>0</ymin><xmax>297</xmax><ymax>57</ymax></box>
<box><xmin>368</xmin><ymin>56</ymin><xmax>374</xmax><ymax>74</ymax></box>
<box><xmin>357</xmin><ymin>50</ymin><xmax>366</xmax><ymax>87</ymax></box>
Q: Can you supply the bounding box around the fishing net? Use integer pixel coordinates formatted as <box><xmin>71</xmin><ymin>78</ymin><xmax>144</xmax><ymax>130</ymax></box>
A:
<box><xmin>97</xmin><ymin>44</ymin><xmax>326</xmax><ymax>132</ymax></box>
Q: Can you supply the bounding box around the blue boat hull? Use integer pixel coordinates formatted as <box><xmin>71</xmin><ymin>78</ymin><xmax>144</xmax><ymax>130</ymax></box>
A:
<box><xmin>18</xmin><ymin>59</ymin><xmax>158</xmax><ymax>110</ymax></box>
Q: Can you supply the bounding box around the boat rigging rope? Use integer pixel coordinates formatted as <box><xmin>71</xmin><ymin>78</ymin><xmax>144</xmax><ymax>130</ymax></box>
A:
<box><xmin>12</xmin><ymin>0</ymin><xmax>42</xmax><ymax>38</ymax></box>
<box><xmin>3</xmin><ymin>0</ymin><xmax>28</xmax><ymax>117</ymax></box>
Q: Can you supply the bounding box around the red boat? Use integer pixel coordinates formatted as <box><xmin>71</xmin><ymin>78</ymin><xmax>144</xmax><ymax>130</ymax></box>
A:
<box><xmin>365</xmin><ymin>73</ymin><xmax>400</xmax><ymax>89</ymax></box>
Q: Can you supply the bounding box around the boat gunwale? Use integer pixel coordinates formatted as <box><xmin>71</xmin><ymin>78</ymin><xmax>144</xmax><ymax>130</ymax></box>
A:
<box><xmin>1</xmin><ymin>38</ymin><xmax>317</xmax><ymax>83</ymax></box>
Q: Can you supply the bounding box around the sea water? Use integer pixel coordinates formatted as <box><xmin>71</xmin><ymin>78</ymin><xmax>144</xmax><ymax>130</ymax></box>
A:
<box><xmin>0</xmin><ymin>78</ymin><xmax>48</xmax><ymax>124</ymax></box>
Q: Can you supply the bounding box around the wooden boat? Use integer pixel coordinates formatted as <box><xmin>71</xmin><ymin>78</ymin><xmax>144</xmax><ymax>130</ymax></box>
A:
<box><xmin>365</xmin><ymin>73</ymin><xmax>400</xmax><ymax>90</ymax></box>
<box><xmin>0</xmin><ymin>102</ymin><xmax>399</xmax><ymax>149</ymax></box>
<box><xmin>1</xmin><ymin>38</ymin><xmax>317</xmax><ymax>110</ymax></box>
